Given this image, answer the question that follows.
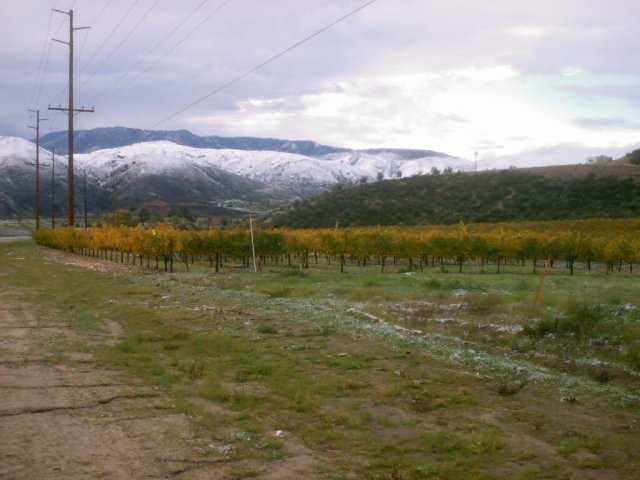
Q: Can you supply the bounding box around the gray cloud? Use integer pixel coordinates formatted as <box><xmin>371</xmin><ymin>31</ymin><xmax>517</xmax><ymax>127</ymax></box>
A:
<box><xmin>487</xmin><ymin>142</ymin><xmax>640</xmax><ymax>169</ymax></box>
<box><xmin>572</xmin><ymin>117</ymin><xmax>640</xmax><ymax>131</ymax></box>
<box><xmin>562</xmin><ymin>84</ymin><xmax>640</xmax><ymax>106</ymax></box>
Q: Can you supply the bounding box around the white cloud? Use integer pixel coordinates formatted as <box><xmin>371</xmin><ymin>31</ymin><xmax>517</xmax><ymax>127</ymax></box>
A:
<box><xmin>506</xmin><ymin>25</ymin><xmax>564</xmax><ymax>38</ymax></box>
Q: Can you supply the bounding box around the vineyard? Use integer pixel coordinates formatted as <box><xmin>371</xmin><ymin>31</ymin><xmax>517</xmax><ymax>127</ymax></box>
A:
<box><xmin>34</xmin><ymin>218</ymin><xmax>640</xmax><ymax>275</ymax></box>
<box><xmin>9</xmin><ymin>222</ymin><xmax>640</xmax><ymax>478</ymax></box>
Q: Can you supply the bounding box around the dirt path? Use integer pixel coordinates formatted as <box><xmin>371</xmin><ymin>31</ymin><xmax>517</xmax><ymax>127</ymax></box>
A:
<box><xmin>0</xmin><ymin>243</ymin><xmax>321</xmax><ymax>479</ymax></box>
<box><xmin>0</xmin><ymin>236</ymin><xmax>31</xmax><ymax>243</ymax></box>
<box><xmin>0</xmin><ymin>292</ymin><xmax>224</xmax><ymax>479</ymax></box>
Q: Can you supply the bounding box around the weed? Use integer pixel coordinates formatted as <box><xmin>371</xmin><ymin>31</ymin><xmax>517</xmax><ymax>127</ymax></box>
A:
<box><xmin>496</xmin><ymin>375</ymin><xmax>527</xmax><ymax>396</ymax></box>
<box><xmin>407</xmin><ymin>393</ymin><xmax>445</xmax><ymax>412</ymax></box>
<box><xmin>424</xmin><ymin>278</ymin><xmax>442</xmax><ymax>289</ymax></box>
<box><xmin>289</xmin><ymin>388</ymin><xmax>318</xmax><ymax>413</ymax></box>
<box><xmin>196</xmin><ymin>376</ymin><xmax>231</xmax><ymax>403</ymax></box>
<box><xmin>263</xmin><ymin>286</ymin><xmax>293</xmax><ymax>298</ymax></box>
<box><xmin>466</xmin><ymin>293</ymin><xmax>503</xmax><ymax>315</ymax></box>
<box><xmin>524</xmin><ymin>302</ymin><xmax>606</xmax><ymax>338</ymax></box>
<box><xmin>591</xmin><ymin>368</ymin><xmax>614</xmax><ymax>383</ymax></box>
<box><xmin>114</xmin><ymin>336</ymin><xmax>140</xmax><ymax>354</ymax></box>
<box><xmin>179</xmin><ymin>359</ymin><xmax>205</xmax><ymax>380</ymax></box>
<box><xmin>313</xmin><ymin>322</ymin><xmax>337</xmax><ymax>336</ymax></box>
<box><xmin>256</xmin><ymin>324</ymin><xmax>279</xmax><ymax>334</ymax></box>
<box><xmin>624</xmin><ymin>338</ymin><xmax>640</xmax><ymax>369</ymax></box>
<box><xmin>256</xmin><ymin>438</ymin><xmax>285</xmax><ymax>461</ymax></box>
<box><xmin>279</xmin><ymin>269</ymin><xmax>307</xmax><ymax>278</ymax></box>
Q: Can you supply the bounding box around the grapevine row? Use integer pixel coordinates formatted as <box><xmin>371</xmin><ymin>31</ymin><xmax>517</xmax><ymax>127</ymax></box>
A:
<box><xmin>33</xmin><ymin>219</ymin><xmax>640</xmax><ymax>275</ymax></box>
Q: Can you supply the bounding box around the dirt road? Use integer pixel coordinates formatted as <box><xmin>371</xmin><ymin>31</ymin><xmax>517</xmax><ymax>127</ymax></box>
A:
<box><xmin>1</xmin><ymin>240</ymin><xmax>320</xmax><ymax>479</ymax></box>
<box><xmin>0</xmin><ymin>291</ymin><xmax>221</xmax><ymax>479</ymax></box>
<box><xmin>0</xmin><ymin>236</ymin><xmax>31</xmax><ymax>243</ymax></box>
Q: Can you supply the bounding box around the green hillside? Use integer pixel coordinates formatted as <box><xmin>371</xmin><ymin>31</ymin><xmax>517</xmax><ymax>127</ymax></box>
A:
<box><xmin>271</xmin><ymin>167</ymin><xmax>640</xmax><ymax>228</ymax></box>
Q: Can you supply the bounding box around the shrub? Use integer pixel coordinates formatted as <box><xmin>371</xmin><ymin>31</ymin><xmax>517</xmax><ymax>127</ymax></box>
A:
<box><xmin>524</xmin><ymin>303</ymin><xmax>605</xmax><ymax>339</ymax></box>
<box><xmin>257</xmin><ymin>324</ymin><xmax>279</xmax><ymax>335</ymax></box>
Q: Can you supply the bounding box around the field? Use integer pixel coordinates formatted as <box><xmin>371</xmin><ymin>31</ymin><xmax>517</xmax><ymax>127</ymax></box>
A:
<box><xmin>1</xmin><ymin>239</ymin><xmax>639</xmax><ymax>479</ymax></box>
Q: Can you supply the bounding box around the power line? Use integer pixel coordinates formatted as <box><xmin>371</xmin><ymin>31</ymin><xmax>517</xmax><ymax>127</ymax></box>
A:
<box><xmin>76</xmin><ymin>0</ymin><xmax>162</xmax><ymax>93</ymax></box>
<box><xmin>76</xmin><ymin>0</ymin><xmax>141</xmax><ymax>77</ymax></box>
<box><xmin>0</xmin><ymin>21</ymin><xmax>60</xmax><ymax>42</ymax></box>
<box><xmin>87</xmin><ymin>0</ymin><xmax>212</xmax><ymax>105</ymax></box>
<box><xmin>28</xmin><ymin>4</ymin><xmax>58</xmax><ymax>109</ymax></box>
<box><xmin>75</xmin><ymin>0</ymin><xmax>116</xmax><ymax>68</ymax></box>
<box><xmin>149</xmin><ymin>0</ymin><xmax>378</xmax><ymax>129</ymax></box>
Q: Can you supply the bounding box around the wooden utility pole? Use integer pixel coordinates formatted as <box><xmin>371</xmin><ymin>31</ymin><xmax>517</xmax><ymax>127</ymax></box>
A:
<box><xmin>51</xmin><ymin>148</ymin><xmax>56</xmax><ymax>228</ymax></box>
<box><xmin>83</xmin><ymin>169</ymin><xmax>88</xmax><ymax>229</ymax></box>
<box><xmin>49</xmin><ymin>9</ymin><xmax>93</xmax><ymax>227</ymax></box>
<box><xmin>27</xmin><ymin>109</ymin><xmax>47</xmax><ymax>229</ymax></box>
<box><xmin>249</xmin><ymin>210</ymin><xmax>257</xmax><ymax>273</ymax></box>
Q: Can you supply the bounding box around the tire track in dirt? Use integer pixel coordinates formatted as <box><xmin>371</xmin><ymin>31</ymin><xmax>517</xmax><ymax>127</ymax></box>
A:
<box><xmin>0</xmin><ymin>291</ymin><xmax>225</xmax><ymax>479</ymax></box>
<box><xmin>0</xmin><ymin>245</ymin><xmax>323</xmax><ymax>479</ymax></box>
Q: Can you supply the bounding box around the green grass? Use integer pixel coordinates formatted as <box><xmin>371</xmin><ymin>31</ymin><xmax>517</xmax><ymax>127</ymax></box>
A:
<box><xmin>2</xmin><ymin>240</ymin><xmax>640</xmax><ymax>478</ymax></box>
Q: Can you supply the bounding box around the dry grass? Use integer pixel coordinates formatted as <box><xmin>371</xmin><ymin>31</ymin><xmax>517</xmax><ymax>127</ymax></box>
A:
<box><xmin>2</xmin><ymin>240</ymin><xmax>640</xmax><ymax>478</ymax></box>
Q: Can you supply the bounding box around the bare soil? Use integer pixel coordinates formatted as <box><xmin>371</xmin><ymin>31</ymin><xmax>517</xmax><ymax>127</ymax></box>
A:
<box><xmin>0</xmin><ymin>290</ymin><xmax>231</xmax><ymax>479</ymax></box>
<box><xmin>0</xmin><ymin>243</ymin><xmax>321</xmax><ymax>479</ymax></box>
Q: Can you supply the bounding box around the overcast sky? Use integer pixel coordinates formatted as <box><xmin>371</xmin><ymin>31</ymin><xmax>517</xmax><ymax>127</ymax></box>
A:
<box><xmin>1</xmin><ymin>0</ymin><xmax>639</xmax><ymax>165</ymax></box>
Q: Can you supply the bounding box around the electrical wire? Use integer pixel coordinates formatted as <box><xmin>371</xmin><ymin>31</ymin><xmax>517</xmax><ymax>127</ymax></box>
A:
<box><xmin>88</xmin><ymin>0</ymin><xmax>211</xmax><ymax>104</ymax></box>
<box><xmin>90</xmin><ymin>0</ymin><xmax>228</xmax><ymax>106</ymax></box>
<box><xmin>28</xmin><ymin>2</ymin><xmax>59</xmax><ymax>109</ymax></box>
<box><xmin>0</xmin><ymin>22</ymin><xmax>57</xmax><ymax>42</ymax></box>
<box><xmin>76</xmin><ymin>0</ymin><xmax>141</xmax><ymax>76</ymax></box>
<box><xmin>149</xmin><ymin>0</ymin><xmax>378</xmax><ymax>129</ymax></box>
<box><xmin>75</xmin><ymin>0</ymin><xmax>115</xmax><ymax>69</ymax></box>
<box><xmin>76</xmin><ymin>0</ymin><xmax>162</xmax><ymax>93</ymax></box>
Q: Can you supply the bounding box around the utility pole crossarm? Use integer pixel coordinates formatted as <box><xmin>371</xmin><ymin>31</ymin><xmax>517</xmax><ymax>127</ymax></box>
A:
<box><xmin>48</xmin><ymin>105</ymin><xmax>95</xmax><ymax>113</ymax></box>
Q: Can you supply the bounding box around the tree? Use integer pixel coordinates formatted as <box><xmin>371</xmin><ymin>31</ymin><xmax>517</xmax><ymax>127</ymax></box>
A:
<box><xmin>106</xmin><ymin>209</ymin><xmax>137</xmax><ymax>227</ymax></box>
<box><xmin>168</xmin><ymin>206</ymin><xmax>196</xmax><ymax>222</ymax></box>
<box><xmin>587</xmin><ymin>155</ymin><xmax>613</xmax><ymax>164</ymax></box>
<box><xmin>138</xmin><ymin>208</ymin><xmax>151</xmax><ymax>223</ymax></box>
<box><xmin>623</xmin><ymin>149</ymin><xmax>640</xmax><ymax>165</ymax></box>
<box><xmin>376</xmin><ymin>171</ymin><xmax>385</xmax><ymax>182</ymax></box>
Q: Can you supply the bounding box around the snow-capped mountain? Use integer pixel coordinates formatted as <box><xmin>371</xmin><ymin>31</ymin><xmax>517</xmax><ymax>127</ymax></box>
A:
<box><xmin>1</xmin><ymin>130</ymin><xmax>472</xmax><ymax>217</ymax></box>
<box><xmin>39</xmin><ymin>127</ymin><xmax>348</xmax><ymax>157</ymax></box>
<box><xmin>0</xmin><ymin>136</ymin><xmax>108</xmax><ymax>217</ymax></box>
<box><xmin>76</xmin><ymin>140</ymin><xmax>471</xmax><ymax>194</ymax></box>
<box><xmin>320</xmin><ymin>150</ymin><xmax>473</xmax><ymax>179</ymax></box>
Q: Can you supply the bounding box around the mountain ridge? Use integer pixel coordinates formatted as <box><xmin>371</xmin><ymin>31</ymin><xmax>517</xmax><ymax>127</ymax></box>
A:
<box><xmin>1</xmin><ymin>133</ymin><xmax>469</xmax><ymax>217</ymax></box>
<box><xmin>37</xmin><ymin>127</ymin><xmax>458</xmax><ymax>160</ymax></box>
<box><xmin>39</xmin><ymin>127</ymin><xmax>347</xmax><ymax>157</ymax></box>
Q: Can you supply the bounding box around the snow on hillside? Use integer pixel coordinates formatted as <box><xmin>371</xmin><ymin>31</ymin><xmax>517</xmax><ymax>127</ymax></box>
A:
<box><xmin>75</xmin><ymin>142</ymin><xmax>348</xmax><ymax>191</ymax></box>
<box><xmin>75</xmin><ymin>141</ymin><xmax>472</xmax><ymax>189</ymax></box>
<box><xmin>0</xmin><ymin>136</ymin><xmax>66</xmax><ymax>170</ymax></box>
<box><xmin>321</xmin><ymin>151</ymin><xmax>473</xmax><ymax>178</ymax></box>
<box><xmin>1</xmin><ymin>135</ymin><xmax>474</xmax><ymax>205</ymax></box>
<box><xmin>0</xmin><ymin>136</ymin><xmax>39</xmax><ymax>168</ymax></box>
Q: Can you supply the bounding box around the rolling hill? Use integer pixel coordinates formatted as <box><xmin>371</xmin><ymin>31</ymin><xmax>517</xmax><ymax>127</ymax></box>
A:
<box><xmin>270</xmin><ymin>161</ymin><xmax>640</xmax><ymax>228</ymax></box>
